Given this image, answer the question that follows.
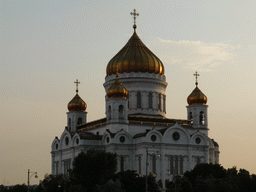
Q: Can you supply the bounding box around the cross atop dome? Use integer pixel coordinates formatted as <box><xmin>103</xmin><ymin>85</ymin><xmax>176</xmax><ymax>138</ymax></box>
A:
<box><xmin>193</xmin><ymin>71</ymin><xmax>200</xmax><ymax>87</ymax></box>
<box><xmin>68</xmin><ymin>79</ymin><xmax>87</xmax><ymax>112</ymax></box>
<box><xmin>106</xmin><ymin>9</ymin><xmax>164</xmax><ymax>77</ymax></box>
<box><xmin>130</xmin><ymin>9</ymin><xmax>139</xmax><ymax>29</ymax></box>
<box><xmin>74</xmin><ymin>79</ymin><xmax>80</xmax><ymax>93</ymax></box>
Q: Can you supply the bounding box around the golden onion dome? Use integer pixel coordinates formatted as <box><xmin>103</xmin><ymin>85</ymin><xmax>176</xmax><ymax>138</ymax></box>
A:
<box><xmin>68</xmin><ymin>94</ymin><xmax>87</xmax><ymax>112</ymax></box>
<box><xmin>187</xmin><ymin>86</ymin><xmax>207</xmax><ymax>105</ymax></box>
<box><xmin>68</xmin><ymin>80</ymin><xmax>87</xmax><ymax>112</ymax></box>
<box><xmin>107</xmin><ymin>74</ymin><xmax>128</xmax><ymax>99</ymax></box>
<box><xmin>106</xmin><ymin>25</ymin><xmax>164</xmax><ymax>76</ymax></box>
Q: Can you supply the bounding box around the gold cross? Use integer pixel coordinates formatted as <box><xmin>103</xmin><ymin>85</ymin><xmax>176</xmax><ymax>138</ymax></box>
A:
<box><xmin>130</xmin><ymin>9</ymin><xmax>139</xmax><ymax>25</ymax></box>
<box><xmin>193</xmin><ymin>71</ymin><xmax>200</xmax><ymax>86</ymax></box>
<box><xmin>74</xmin><ymin>79</ymin><xmax>80</xmax><ymax>93</ymax></box>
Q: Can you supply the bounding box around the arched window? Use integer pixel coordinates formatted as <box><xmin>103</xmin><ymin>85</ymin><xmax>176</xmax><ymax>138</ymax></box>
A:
<box><xmin>163</xmin><ymin>95</ymin><xmax>166</xmax><ymax>112</ymax></box>
<box><xmin>108</xmin><ymin>106</ymin><xmax>111</xmax><ymax>120</ymax></box>
<box><xmin>127</xmin><ymin>94</ymin><xmax>129</xmax><ymax>109</ymax></box>
<box><xmin>68</xmin><ymin>118</ymin><xmax>71</xmax><ymax>129</ymax></box>
<box><xmin>77</xmin><ymin>117</ymin><xmax>82</xmax><ymax>125</ymax></box>
<box><xmin>120</xmin><ymin>156</ymin><xmax>124</xmax><ymax>172</ymax></box>
<box><xmin>190</xmin><ymin>112</ymin><xmax>193</xmax><ymax>125</ymax></box>
<box><xmin>55</xmin><ymin>161</ymin><xmax>59</xmax><ymax>175</ymax></box>
<box><xmin>119</xmin><ymin>105</ymin><xmax>124</xmax><ymax>119</ymax></box>
<box><xmin>197</xmin><ymin>157</ymin><xmax>201</xmax><ymax>165</ymax></box>
<box><xmin>137</xmin><ymin>92</ymin><xmax>141</xmax><ymax>108</ymax></box>
<box><xmin>152</xmin><ymin>155</ymin><xmax>156</xmax><ymax>174</ymax></box>
<box><xmin>148</xmin><ymin>92</ymin><xmax>153</xmax><ymax>109</ymax></box>
<box><xmin>200</xmin><ymin>111</ymin><xmax>205</xmax><ymax>125</ymax></box>
<box><xmin>180</xmin><ymin>157</ymin><xmax>183</xmax><ymax>174</ymax></box>
<box><xmin>170</xmin><ymin>156</ymin><xmax>173</xmax><ymax>174</ymax></box>
<box><xmin>175</xmin><ymin>156</ymin><xmax>178</xmax><ymax>174</ymax></box>
<box><xmin>138</xmin><ymin>156</ymin><xmax>142</xmax><ymax>174</ymax></box>
<box><xmin>158</xmin><ymin>93</ymin><xmax>161</xmax><ymax>110</ymax></box>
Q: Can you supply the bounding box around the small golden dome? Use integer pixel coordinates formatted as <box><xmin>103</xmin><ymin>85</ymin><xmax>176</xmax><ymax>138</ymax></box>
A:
<box><xmin>68</xmin><ymin>79</ymin><xmax>87</xmax><ymax>112</ymax></box>
<box><xmin>107</xmin><ymin>74</ymin><xmax>128</xmax><ymax>99</ymax></box>
<box><xmin>106</xmin><ymin>26</ymin><xmax>164</xmax><ymax>76</ymax></box>
<box><xmin>187</xmin><ymin>86</ymin><xmax>207</xmax><ymax>105</ymax></box>
<box><xmin>68</xmin><ymin>94</ymin><xmax>87</xmax><ymax>112</ymax></box>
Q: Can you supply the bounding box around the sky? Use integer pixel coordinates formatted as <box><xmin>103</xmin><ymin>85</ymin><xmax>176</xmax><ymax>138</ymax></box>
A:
<box><xmin>1</xmin><ymin>0</ymin><xmax>256</xmax><ymax>185</ymax></box>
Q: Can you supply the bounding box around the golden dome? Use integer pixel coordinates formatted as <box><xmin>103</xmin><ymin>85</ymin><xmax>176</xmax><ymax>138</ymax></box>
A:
<box><xmin>68</xmin><ymin>94</ymin><xmax>87</xmax><ymax>112</ymax></box>
<box><xmin>68</xmin><ymin>79</ymin><xmax>87</xmax><ymax>112</ymax></box>
<box><xmin>107</xmin><ymin>74</ymin><xmax>128</xmax><ymax>99</ymax></box>
<box><xmin>106</xmin><ymin>26</ymin><xmax>164</xmax><ymax>76</ymax></box>
<box><xmin>187</xmin><ymin>86</ymin><xmax>207</xmax><ymax>105</ymax></box>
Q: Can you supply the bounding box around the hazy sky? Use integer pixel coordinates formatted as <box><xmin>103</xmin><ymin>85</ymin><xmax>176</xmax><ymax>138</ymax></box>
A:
<box><xmin>1</xmin><ymin>0</ymin><xmax>256</xmax><ymax>185</ymax></box>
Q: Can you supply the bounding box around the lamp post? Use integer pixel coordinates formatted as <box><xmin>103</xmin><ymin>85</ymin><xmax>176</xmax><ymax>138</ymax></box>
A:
<box><xmin>145</xmin><ymin>148</ymin><xmax>160</xmax><ymax>192</ymax></box>
<box><xmin>27</xmin><ymin>169</ymin><xmax>38</xmax><ymax>192</ymax></box>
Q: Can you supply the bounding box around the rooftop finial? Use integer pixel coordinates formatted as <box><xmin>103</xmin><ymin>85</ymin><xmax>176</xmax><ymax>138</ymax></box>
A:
<box><xmin>130</xmin><ymin>9</ymin><xmax>139</xmax><ymax>30</ymax></box>
<box><xmin>193</xmin><ymin>71</ymin><xmax>200</xmax><ymax>87</ymax></box>
<box><xmin>74</xmin><ymin>79</ymin><xmax>80</xmax><ymax>93</ymax></box>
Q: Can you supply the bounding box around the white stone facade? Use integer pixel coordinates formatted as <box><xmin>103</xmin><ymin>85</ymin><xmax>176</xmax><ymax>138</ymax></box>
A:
<box><xmin>51</xmin><ymin>71</ymin><xmax>220</xmax><ymax>187</ymax></box>
<box><xmin>51</xmin><ymin>25</ymin><xmax>220</xmax><ymax>189</ymax></box>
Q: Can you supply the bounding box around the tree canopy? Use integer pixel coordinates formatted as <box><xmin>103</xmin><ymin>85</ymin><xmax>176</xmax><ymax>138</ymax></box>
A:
<box><xmin>70</xmin><ymin>149</ymin><xmax>118</xmax><ymax>191</ymax></box>
<box><xmin>5</xmin><ymin>152</ymin><xmax>256</xmax><ymax>192</ymax></box>
<box><xmin>166</xmin><ymin>164</ymin><xmax>256</xmax><ymax>192</ymax></box>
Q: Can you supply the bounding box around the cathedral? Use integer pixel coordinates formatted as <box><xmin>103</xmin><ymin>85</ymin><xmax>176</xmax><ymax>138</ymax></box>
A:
<box><xmin>51</xmin><ymin>10</ymin><xmax>219</xmax><ymax>186</ymax></box>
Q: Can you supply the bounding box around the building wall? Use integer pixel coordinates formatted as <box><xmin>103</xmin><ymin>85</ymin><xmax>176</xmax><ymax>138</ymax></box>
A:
<box><xmin>51</xmin><ymin>123</ymin><xmax>219</xmax><ymax>181</ymax></box>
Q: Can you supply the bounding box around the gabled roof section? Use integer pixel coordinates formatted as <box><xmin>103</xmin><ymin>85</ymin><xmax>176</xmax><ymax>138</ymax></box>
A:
<box><xmin>77</xmin><ymin>118</ymin><xmax>106</xmax><ymax>131</ymax></box>
<box><xmin>133</xmin><ymin>129</ymin><xmax>151</xmax><ymax>139</ymax></box>
<box><xmin>106</xmin><ymin>129</ymin><xmax>116</xmax><ymax>138</ymax></box>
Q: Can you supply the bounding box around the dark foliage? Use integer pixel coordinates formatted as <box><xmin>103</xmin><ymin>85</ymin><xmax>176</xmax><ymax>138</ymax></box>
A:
<box><xmin>40</xmin><ymin>174</ymin><xmax>70</xmax><ymax>192</ymax></box>
<box><xmin>165</xmin><ymin>164</ymin><xmax>256</xmax><ymax>192</ymax></box>
<box><xmin>1</xmin><ymin>184</ymin><xmax>27</xmax><ymax>192</ymax></box>
<box><xmin>184</xmin><ymin>163</ymin><xmax>226</xmax><ymax>185</ymax></box>
<box><xmin>113</xmin><ymin>170</ymin><xmax>161</xmax><ymax>192</ymax></box>
<box><xmin>95</xmin><ymin>179</ymin><xmax>124</xmax><ymax>192</ymax></box>
<box><xmin>114</xmin><ymin>170</ymin><xmax>138</xmax><ymax>192</ymax></box>
<box><xmin>69</xmin><ymin>149</ymin><xmax>117</xmax><ymax>191</ymax></box>
<box><xmin>68</xmin><ymin>184</ymin><xmax>86</xmax><ymax>192</ymax></box>
<box><xmin>166</xmin><ymin>176</ymin><xmax>193</xmax><ymax>192</ymax></box>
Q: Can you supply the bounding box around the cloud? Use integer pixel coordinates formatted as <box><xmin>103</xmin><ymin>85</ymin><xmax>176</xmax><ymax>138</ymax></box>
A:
<box><xmin>154</xmin><ymin>38</ymin><xmax>240</xmax><ymax>71</ymax></box>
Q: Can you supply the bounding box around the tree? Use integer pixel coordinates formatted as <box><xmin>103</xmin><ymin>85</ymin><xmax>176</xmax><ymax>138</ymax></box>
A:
<box><xmin>157</xmin><ymin>179</ymin><xmax>163</xmax><ymax>188</ymax></box>
<box><xmin>114</xmin><ymin>170</ymin><xmax>138</xmax><ymax>192</ymax></box>
<box><xmin>6</xmin><ymin>184</ymin><xmax>27</xmax><ymax>192</ymax></box>
<box><xmin>40</xmin><ymin>174</ymin><xmax>70</xmax><ymax>192</ymax></box>
<box><xmin>165</xmin><ymin>176</ymin><xmax>193</xmax><ymax>192</ymax></box>
<box><xmin>184</xmin><ymin>163</ymin><xmax>226</xmax><ymax>185</ymax></box>
<box><xmin>113</xmin><ymin>170</ymin><xmax>161</xmax><ymax>192</ymax></box>
<box><xmin>95</xmin><ymin>180</ymin><xmax>124</xmax><ymax>192</ymax></box>
<box><xmin>146</xmin><ymin>173</ymin><xmax>162</xmax><ymax>192</ymax></box>
<box><xmin>68</xmin><ymin>185</ymin><xmax>86</xmax><ymax>192</ymax></box>
<box><xmin>237</xmin><ymin>169</ymin><xmax>253</xmax><ymax>192</ymax></box>
<box><xmin>69</xmin><ymin>149</ymin><xmax>117</xmax><ymax>191</ymax></box>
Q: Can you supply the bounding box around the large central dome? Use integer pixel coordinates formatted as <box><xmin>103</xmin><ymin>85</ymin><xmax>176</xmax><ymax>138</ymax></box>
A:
<box><xmin>106</xmin><ymin>26</ymin><xmax>164</xmax><ymax>76</ymax></box>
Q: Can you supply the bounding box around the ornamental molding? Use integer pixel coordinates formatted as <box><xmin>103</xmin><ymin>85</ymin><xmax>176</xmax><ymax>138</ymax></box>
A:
<box><xmin>105</xmin><ymin>72</ymin><xmax>166</xmax><ymax>82</ymax></box>
<box><xmin>104</xmin><ymin>78</ymin><xmax>167</xmax><ymax>88</ymax></box>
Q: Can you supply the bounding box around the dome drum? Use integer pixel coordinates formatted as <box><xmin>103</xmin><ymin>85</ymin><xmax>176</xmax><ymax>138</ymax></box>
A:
<box><xmin>104</xmin><ymin>77</ymin><xmax>167</xmax><ymax>94</ymax></box>
<box><xmin>105</xmin><ymin>71</ymin><xmax>166</xmax><ymax>83</ymax></box>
